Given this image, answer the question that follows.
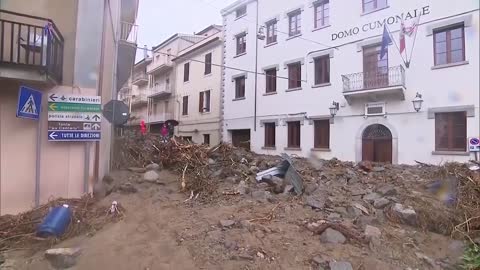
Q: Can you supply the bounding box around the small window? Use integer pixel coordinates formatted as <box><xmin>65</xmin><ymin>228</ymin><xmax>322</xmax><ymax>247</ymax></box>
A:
<box><xmin>362</xmin><ymin>0</ymin><xmax>387</xmax><ymax>13</ymax></box>
<box><xmin>203</xmin><ymin>134</ymin><xmax>210</xmax><ymax>145</ymax></box>
<box><xmin>314</xmin><ymin>0</ymin><xmax>329</xmax><ymax>28</ymax></box>
<box><xmin>266</xmin><ymin>20</ymin><xmax>277</xmax><ymax>44</ymax></box>
<box><xmin>182</xmin><ymin>136</ymin><xmax>192</xmax><ymax>142</ymax></box>
<box><xmin>182</xmin><ymin>96</ymin><xmax>188</xmax><ymax>115</ymax></box>
<box><xmin>434</xmin><ymin>25</ymin><xmax>465</xmax><ymax>66</ymax></box>
<box><xmin>236</xmin><ymin>33</ymin><xmax>247</xmax><ymax>55</ymax></box>
<box><xmin>235</xmin><ymin>76</ymin><xmax>246</xmax><ymax>99</ymax></box>
<box><xmin>435</xmin><ymin>112</ymin><xmax>467</xmax><ymax>152</ymax></box>
<box><xmin>199</xmin><ymin>90</ymin><xmax>211</xmax><ymax>113</ymax></box>
<box><xmin>288</xmin><ymin>62</ymin><xmax>302</xmax><ymax>89</ymax></box>
<box><xmin>205</xmin><ymin>53</ymin><xmax>212</xmax><ymax>75</ymax></box>
<box><xmin>314</xmin><ymin>55</ymin><xmax>330</xmax><ymax>85</ymax></box>
<box><xmin>264</xmin><ymin>123</ymin><xmax>276</xmax><ymax>147</ymax></box>
<box><xmin>236</xmin><ymin>5</ymin><xmax>247</xmax><ymax>18</ymax></box>
<box><xmin>314</xmin><ymin>120</ymin><xmax>330</xmax><ymax>149</ymax></box>
<box><xmin>184</xmin><ymin>62</ymin><xmax>190</xmax><ymax>82</ymax></box>
<box><xmin>265</xmin><ymin>68</ymin><xmax>277</xmax><ymax>93</ymax></box>
<box><xmin>287</xmin><ymin>121</ymin><xmax>301</xmax><ymax>148</ymax></box>
<box><xmin>288</xmin><ymin>10</ymin><xmax>302</xmax><ymax>36</ymax></box>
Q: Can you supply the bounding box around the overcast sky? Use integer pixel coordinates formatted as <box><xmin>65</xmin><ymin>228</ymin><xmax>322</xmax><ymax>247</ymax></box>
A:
<box><xmin>136</xmin><ymin>0</ymin><xmax>237</xmax><ymax>59</ymax></box>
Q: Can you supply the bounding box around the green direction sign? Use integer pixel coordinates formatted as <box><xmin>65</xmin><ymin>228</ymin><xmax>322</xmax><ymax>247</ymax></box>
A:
<box><xmin>48</xmin><ymin>102</ymin><xmax>101</xmax><ymax>112</ymax></box>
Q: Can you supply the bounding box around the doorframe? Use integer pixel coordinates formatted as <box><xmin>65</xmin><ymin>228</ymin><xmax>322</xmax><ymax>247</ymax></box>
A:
<box><xmin>355</xmin><ymin>118</ymin><xmax>398</xmax><ymax>164</ymax></box>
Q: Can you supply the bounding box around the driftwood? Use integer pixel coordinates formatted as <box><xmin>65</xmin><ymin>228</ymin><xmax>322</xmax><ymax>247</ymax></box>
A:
<box><xmin>309</xmin><ymin>220</ymin><xmax>368</xmax><ymax>244</ymax></box>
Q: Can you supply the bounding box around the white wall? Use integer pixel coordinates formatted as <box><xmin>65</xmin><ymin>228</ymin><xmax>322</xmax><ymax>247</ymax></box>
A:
<box><xmin>222</xmin><ymin>0</ymin><xmax>480</xmax><ymax>164</ymax></box>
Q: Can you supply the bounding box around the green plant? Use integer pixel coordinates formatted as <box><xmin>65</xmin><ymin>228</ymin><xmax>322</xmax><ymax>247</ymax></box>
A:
<box><xmin>462</xmin><ymin>245</ymin><xmax>480</xmax><ymax>270</ymax></box>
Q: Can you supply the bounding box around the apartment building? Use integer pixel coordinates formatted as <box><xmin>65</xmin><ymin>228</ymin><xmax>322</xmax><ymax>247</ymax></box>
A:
<box><xmin>0</xmin><ymin>0</ymin><xmax>138</xmax><ymax>214</ymax></box>
<box><xmin>174</xmin><ymin>25</ymin><xmax>223</xmax><ymax>145</ymax></box>
<box><xmin>221</xmin><ymin>0</ymin><xmax>479</xmax><ymax>164</ymax></box>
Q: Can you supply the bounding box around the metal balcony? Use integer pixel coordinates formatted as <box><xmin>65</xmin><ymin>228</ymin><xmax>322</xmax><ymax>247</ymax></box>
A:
<box><xmin>0</xmin><ymin>10</ymin><xmax>64</xmax><ymax>83</ymax></box>
<box><xmin>342</xmin><ymin>65</ymin><xmax>406</xmax><ymax>103</ymax></box>
<box><xmin>146</xmin><ymin>54</ymin><xmax>173</xmax><ymax>74</ymax></box>
<box><xmin>148</xmin><ymin>84</ymin><xmax>172</xmax><ymax>99</ymax></box>
<box><xmin>148</xmin><ymin>113</ymin><xmax>173</xmax><ymax>124</ymax></box>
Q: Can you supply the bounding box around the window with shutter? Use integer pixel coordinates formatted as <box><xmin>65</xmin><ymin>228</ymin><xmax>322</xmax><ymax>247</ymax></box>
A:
<box><xmin>182</xmin><ymin>96</ymin><xmax>188</xmax><ymax>115</ymax></box>
<box><xmin>314</xmin><ymin>120</ymin><xmax>330</xmax><ymax>149</ymax></box>
<box><xmin>199</xmin><ymin>92</ymin><xmax>204</xmax><ymax>113</ymax></box>
<box><xmin>287</xmin><ymin>121</ymin><xmax>301</xmax><ymax>148</ymax></box>
<box><xmin>314</xmin><ymin>55</ymin><xmax>330</xmax><ymax>85</ymax></box>
<box><xmin>264</xmin><ymin>123</ymin><xmax>276</xmax><ymax>147</ymax></box>
<box><xmin>235</xmin><ymin>76</ymin><xmax>246</xmax><ymax>98</ymax></box>
<box><xmin>435</xmin><ymin>112</ymin><xmax>466</xmax><ymax>151</ymax></box>
<box><xmin>434</xmin><ymin>25</ymin><xmax>465</xmax><ymax>66</ymax></box>
<box><xmin>265</xmin><ymin>68</ymin><xmax>277</xmax><ymax>93</ymax></box>
<box><xmin>288</xmin><ymin>63</ymin><xmax>302</xmax><ymax>89</ymax></box>
<box><xmin>205</xmin><ymin>53</ymin><xmax>212</xmax><ymax>74</ymax></box>
<box><xmin>184</xmin><ymin>63</ymin><xmax>190</xmax><ymax>82</ymax></box>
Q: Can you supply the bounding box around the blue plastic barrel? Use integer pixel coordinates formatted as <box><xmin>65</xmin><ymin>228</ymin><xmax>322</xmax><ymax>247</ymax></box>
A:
<box><xmin>37</xmin><ymin>205</ymin><xmax>72</xmax><ymax>238</ymax></box>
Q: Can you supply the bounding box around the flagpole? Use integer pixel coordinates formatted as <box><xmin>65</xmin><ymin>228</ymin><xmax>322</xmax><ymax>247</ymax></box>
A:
<box><xmin>385</xmin><ymin>24</ymin><xmax>408</xmax><ymax>67</ymax></box>
<box><xmin>407</xmin><ymin>14</ymin><xmax>422</xmax><ymax>68</ymax></box>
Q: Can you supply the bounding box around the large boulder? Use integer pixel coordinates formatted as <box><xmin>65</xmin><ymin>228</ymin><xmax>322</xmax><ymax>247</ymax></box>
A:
<box><xmin>45</xmin><ymin>248</ymin><xmax>82</xmax><ymax>269</ymax></box>
<box><xmin>145</xmin><ymin>163</ymin><xmax>161</xmax><ymax>171</ymax></box>
<box><xmin>390</xmin><ymin>203</ymin><xmax>418</xmax><ymax>226</ymax></box>
<box><xmin>143</xmin><ymin>170</ymin><xmax>159</xmax><ymax>182</ymax></box>
<box><xmin>329</xmin><ymin>261</ymin><xmax>353</xmax><ymax>270</ymax></box>
<box><xmin>320</xmin><ymin>228</ymin><xmax>346</xmax><ymax>244</ymax></box>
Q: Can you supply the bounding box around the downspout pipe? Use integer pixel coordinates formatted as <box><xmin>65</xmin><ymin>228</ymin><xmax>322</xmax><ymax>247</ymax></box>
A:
<box><xmin>253</xmin><ymin>0</ymin><xmax>259</xmax><ymax>132</ymax></box>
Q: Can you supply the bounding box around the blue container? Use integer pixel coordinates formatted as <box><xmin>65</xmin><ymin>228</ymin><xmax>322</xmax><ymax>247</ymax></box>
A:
<box><xmin>37</xmin><ymin>205</ymin><xmax>72</xmax><ymax>238</ymax></box>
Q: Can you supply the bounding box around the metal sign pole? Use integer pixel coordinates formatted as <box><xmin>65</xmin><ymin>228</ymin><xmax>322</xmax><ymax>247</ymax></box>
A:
<box><xmin>84</xmin><ymin>142</ymin><xmax>91</xmax><ymax>193</ymax></box>
<box><xmin>34</xmin><ymin>108</ymin><xmax>42</xmax><ymax>207</ymax></box>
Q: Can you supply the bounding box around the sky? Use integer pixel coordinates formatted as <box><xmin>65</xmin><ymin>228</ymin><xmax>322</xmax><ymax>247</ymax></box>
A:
<box><xmin>136</xmin><ymin>0</ymin><xmax>237</xmax><ymax>59</ymax></box>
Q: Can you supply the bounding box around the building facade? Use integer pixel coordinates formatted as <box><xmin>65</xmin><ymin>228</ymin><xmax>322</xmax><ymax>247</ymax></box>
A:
<box><xmin>0</xmin><ymin>0</ymin><xmax>138</xmax><ymax>214</ymax></box>
<box><xmin>173</xmin><ymin>25</ymin><xmax>223</xmax><ymax>145</ymax></box>
<box><xmin>221</xmin><ymin>0</ymin><xmax>480</xmax><ymax>164</ymax></box>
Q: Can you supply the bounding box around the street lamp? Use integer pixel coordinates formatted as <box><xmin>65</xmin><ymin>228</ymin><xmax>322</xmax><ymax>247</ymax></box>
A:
<box><xmin>412</xmin><ymin>93</ymin><xmax>424</xmax><ymax>112</ymax></box>
<box><xmin>329</xmin><ymin>101</ymin><xmax>340</xmax><ymax>117</ymax></box>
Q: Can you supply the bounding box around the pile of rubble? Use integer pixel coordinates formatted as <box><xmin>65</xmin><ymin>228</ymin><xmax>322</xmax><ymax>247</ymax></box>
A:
<box><xmin>114</xmin><ymin>134</ymin><xmax>480</xmax><ymax>242</ymax></box>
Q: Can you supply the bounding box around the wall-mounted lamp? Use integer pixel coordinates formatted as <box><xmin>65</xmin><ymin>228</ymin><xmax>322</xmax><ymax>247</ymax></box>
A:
<box><xmin>412</xmin><ymin>92</ymin><xmax>423</xmax><ymax>112</ymax></box>
<box><xmin>329</xmin><ymin>101</ymin><xmax>340</xmax><ymax>117</ymax></box>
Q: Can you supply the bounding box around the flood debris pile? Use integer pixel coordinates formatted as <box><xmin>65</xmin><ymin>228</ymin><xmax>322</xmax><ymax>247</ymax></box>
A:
<box><xmin>0</xmin><ymin>196</ymin><xmax>122</xmax><ymax>252</ymax></box>
<box><xmin>114</xmin><ymin>134</ymin><xmax>480</xmax><ymax>242</ymax></box>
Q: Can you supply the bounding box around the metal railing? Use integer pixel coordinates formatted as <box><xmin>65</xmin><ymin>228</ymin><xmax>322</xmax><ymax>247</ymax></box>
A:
<box><xmin>0</xmin><ymin>9</ymin><xmax>64</xmax><ymax>82</ymax></box>
<box><xmin>148</xmin><ymin>113</ymin><xmax>173</xmax><ymax>123</ymax></box>
<box><xmin>148</xmin><ymin>84</ymin><xmax>171</xmax><ymax>97</ymax></box>
<box><xmin>120</xmin><ymin>21</ymin><xmax>138</xmax><ymax>44</ymax></box>
<box><xmin>342</xmin><ymin>65</ymin><xmax>405</xmax><ymax>92</ymax></box>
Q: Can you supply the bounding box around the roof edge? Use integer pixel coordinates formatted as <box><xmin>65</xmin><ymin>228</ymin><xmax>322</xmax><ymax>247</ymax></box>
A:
<box><xmin>221</xmin><ymin>0</ymin><xmax>257</xmax><ymax>16</ymax></box>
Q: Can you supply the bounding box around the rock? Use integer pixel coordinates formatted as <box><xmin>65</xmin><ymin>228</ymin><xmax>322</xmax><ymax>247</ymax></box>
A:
<box><xmin>118</xmin><ymin>182</ymin><xmax>137</xmax><ymax>194</ymax></box>
<box><xmin>219</xmin><ymin>220</ymin><xmax>235</xmax><ymax>228</ymax></box>
<box><xmin>320</xmin><ymin>228</ymin><xmax>346</xmax><ymax>244</ymax></box>
<box><xmin>212</xmin><ymin>169</ymin><xmax>223</xmax><ymax>178</ymax></box>
<box><xmin>208</xmin><ymin>158</ymin><xmax>216</xmax><ymax>165</ymax></box>
<box><xmin>358</xmin><ymin>161</ymin><xmax>373</xmax><ymax>172</ymax></box>
<box><xmin>312</xmin><ymin>255</ymin><xmax>324</xmax><ymax>265</ymax></box>
<box><xmin>251</xmin><ymin>190</ymin><xmax>273</xmax><ymax>203</ymax></box>
<box><xmin>304</xmin><ymin>183</ymin><xmax>319</xmax><ymax>195</ymax></box>
<box><xmin>355</xmin><ymin>216</ymin><xmax>379</xmax><ymax>229</ymax></box>
<box><xmin>143</xmin><ymin>170</ymin><xmax>159</xmax><ymax>182</ymax></box>
<box><xmin>145</xmin><ymin>163</ymin><xmax>161</xmax><ymax>171</ymax></box>
<box><xmin>377</xmin><ymin>185</ymin><xmax>397</xmax><ymax>196</ymax></box>
<box><xmin>283</xmin><ymin>185</ymin><xmax>294</xmax><ymax>194</ymax></box>
<box><xmin>363</xmin><ymin>192</ymin><xmax>381</xmax><ymax>203</ymax></box>
<box><xmin>328</xmin><ymin>212</ymin><xmax>342</xmax><ymax>220</ymax></box>
<box><xmin>237</xmin><ymin>181</ymin><xmax>249</xmax><ymax>195</ymax></box>
<box><xmin>306</xmin><ymin>196</ymin><xmax>325</xmax><ymax>210</ymax></box>
<box><xmin>240</xmin><ymin>220</ymin><xmax>253</xmax><ymax>231</ymax></box>
<box><xmin>329</xmin><ymin>261</ymin><xmax>353</xmax><ymax>270</ymax></box>
<box><xmin>365</xmin><ymin>225</ymin><xmax>381</xmax><ymax>239</ymax></box>
<box><xmin>223</xmin><ymin>238</ymin><xmax>238</xmax><ymax>250</ymax></box>
<box><xmin>226</xmin><ymin>176</ymin><xmax>239</xmax><ymax>184</ymax></box>
<box><xmin>373</xmin><ymin>198</ymin><xmax>390</xmax><ymax>209</ymax></box>
<box><xmin>45</xmin><ymin>247</ymin><xmax>82</xmax><ymax>269</ymax></box>
<box><xmin>250</xmin><ymin>166</ymin><xmax>260</xmax><ymax>173</ymax></box>
<box><xmin>346</xmin><ymin>206</ymin><xmax>363</xmax><ymax>219</ymax></box>
<box><xmin>128</xmin><ymin>167</ymin><xmax>146</xmax><ymax>173</ymax></box>
<box><xmin>391</xmin><ymin>203</ymin><xmax>418</xmax><ymax>226</ymax></box>
<box><xmin>333</xmin><ymin>207</ymin><xmax>348</xmax><ymax>216</ymax></box>
<box><xmin>372</xmin><ymin>166</ymin><xmax>385</xmax><ymax>172</ymax></box>
<box><xmin>415</xmin><ymin>252</ymin><xmax>438</xmax><ymax>269</ymax></box>
<box><xmin>102</xmin><ymin>174</ymin><xmax>114</xmax><ymax>184</ymax></box>
<box><xmin>363</xmin><ymin>258</ymin><xmax>400</xmax><ymax>270</ymax></box>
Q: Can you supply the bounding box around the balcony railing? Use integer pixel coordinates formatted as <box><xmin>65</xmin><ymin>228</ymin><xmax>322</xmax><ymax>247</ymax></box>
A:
<box><xmin>131</xmin><ymin>93</ymin><xmax>147</xmax><ymax>105</ymax></box>
<box><xmin>132</xmin><ymin>71</ymin><xmax>148</xmax><ymax>84</ymax></box>
<box><xmin>342</xmin><ymin>65</ymin><xmax>405</xmax><ymax>92</ymax></box>
<box><xmin>0</xmin><ymin>9</ymin><xmax>64</xmax><ymax>82</ymax></box>
<box><xmin>148</xmin><ymin>84</ymin><xmax>171</xmax><ymax>98</ymax></box>
<box><xmin>120</xmin><ymin>21</ymin><xmax>138</xmax><ymax>44</ymax></box>
<box><xmin>148</xmin><ymin>113</ymin><xmax>173</xmax><ymax>123</ymax></box>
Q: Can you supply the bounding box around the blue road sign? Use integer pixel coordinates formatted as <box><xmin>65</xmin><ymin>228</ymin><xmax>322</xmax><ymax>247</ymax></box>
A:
<box><xmin>48</xmin><ymin>131</ymin><xmax>101</xmax><ymax>142</ymax></box>
<box><xmin>17</xmin><ymin>86</ymin><xmax>42</xmax><ymax>120</ymax></box>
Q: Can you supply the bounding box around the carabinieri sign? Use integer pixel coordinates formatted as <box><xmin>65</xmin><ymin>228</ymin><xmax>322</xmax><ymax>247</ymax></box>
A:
<box><xmin>47</xmin><ymin>94</ymin><xmax>102</xmax><ymax>142</ymax></box>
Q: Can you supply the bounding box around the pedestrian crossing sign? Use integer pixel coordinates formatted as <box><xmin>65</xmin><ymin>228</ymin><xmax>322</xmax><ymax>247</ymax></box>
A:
<box><xmin>16</xmin><ymin>86</ymin><xmax>42</xmax><ymax>120</ymax></box>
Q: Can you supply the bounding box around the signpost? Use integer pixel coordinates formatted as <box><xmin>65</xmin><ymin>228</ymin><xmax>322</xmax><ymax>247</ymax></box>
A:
<box><xmin>48</xmin><ymin>94</ymin><xmax>102</xmax><ymax>142</ymax></box>
<box><xmin>469</xmin><ymin>137</ymin><xmax>480</xmax><ymax>152</ymax></box>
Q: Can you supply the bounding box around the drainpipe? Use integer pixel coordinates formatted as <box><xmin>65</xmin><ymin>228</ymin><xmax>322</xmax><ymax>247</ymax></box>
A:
<box><xmin>253</xmin><ymin>1</ymin><xmax>259</xmax><ymax>132</ymax></box>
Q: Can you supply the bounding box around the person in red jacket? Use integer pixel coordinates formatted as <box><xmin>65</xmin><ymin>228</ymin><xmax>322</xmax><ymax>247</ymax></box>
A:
<box><xmin>161</xmin><ymin>123</ymin><xmax>169</xmax><ymax>142</ymax></box>
<box><xmin>140</xmin><ymin>120</ymin><xmax>147</xmax><ymax>135</ymax></box>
